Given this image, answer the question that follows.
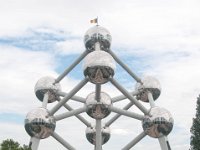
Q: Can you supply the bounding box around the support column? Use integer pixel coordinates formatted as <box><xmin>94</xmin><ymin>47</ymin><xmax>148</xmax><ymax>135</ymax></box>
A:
<box><xmin>95</xmin><ymin>119</ymin><xmax>102</xmax><ymax>150</ymax></box>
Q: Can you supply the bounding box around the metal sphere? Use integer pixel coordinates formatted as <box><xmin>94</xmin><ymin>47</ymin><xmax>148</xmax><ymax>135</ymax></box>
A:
<box><xmin>86</xmin><ymin>92</ymin><xmax>112</xmax><ymax>119</ymax></box>
<box><xmin>85</xmin><ymin>126</ymin><xmax>111</xmax><ymax>145</ymax></box>
<box><xmin>142</xmin><ymin>107</ymin><xmax>173</xmax><ymax>138</ymax></box>
<box><xmin>35</xmin><ymin>76</ymin><xmax>61</xmax><ymax>103</ymax></box>
<box><xmin>135</xmin><ymin>76</ymin><xmax>161</xmax><ymax>102</ymax></box>
<box><xmin>24</xmin><ymin>107</ymin><xmax>56</xmax><ymax>139</ymax></box>
<box><xmin>83</xmin><ymin>51</ymin><xmax>116</xmax><ymax>84</ymax></box>
<box><xmin>84</xmin><ymin>26</ymin><xmax>112</xmax><ymax>51</ymax></box>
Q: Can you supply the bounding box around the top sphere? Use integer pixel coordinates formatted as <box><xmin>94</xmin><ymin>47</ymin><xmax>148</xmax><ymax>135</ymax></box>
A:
<box><xmin>84</xmin><ymin>26</ymin><xmax>112</xmax><ymax>51</ymax></box>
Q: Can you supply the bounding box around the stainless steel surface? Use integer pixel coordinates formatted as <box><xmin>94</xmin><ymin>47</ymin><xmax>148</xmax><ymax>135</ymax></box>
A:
<box><xmin>83</xmin><ymin>50</ymin><xmax>116</xmax><ymax>84</ymax></box>
<box><xmin>86</xmin><ymin>92</ymin><xmax>112</xmax><ymax>119</ymax></box>
<box><xmin>25</xmin><ymin>107</ymin><xmax>56</xmax><ymax>139</ymax></box>
<box><xmin>135</xmin><ymin>76</ymin><xmax>161</xmax><ymax>102</ymax></box>
<box><xmin>84</xmin><ymin>25</ymin><xmax>112</xmax><ymax>51</ymax></box>
<box><xmin>142</xmin><ymin>107</ymin><xmax>174</xmax><ymax>138</ymax></box>
<box><xmin>86</xmin><ymin>125</ymin><xmax>110</xmax><ymax>145</ymax></box>
<box><xmin>35</xmin><ymin>76</ymin><xmax>61</xmax><ymax>103</ymax></box>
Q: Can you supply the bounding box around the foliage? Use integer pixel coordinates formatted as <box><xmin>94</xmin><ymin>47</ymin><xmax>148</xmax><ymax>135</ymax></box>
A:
<box><xmin>190</xmin><ymin>95</ymin><xmax>200</xmax><ymax>150</ymax></box>
<box><xmin>0</xmin><ymin>139</ymin><xmax>31</xmax><ymax>150</ymax></box>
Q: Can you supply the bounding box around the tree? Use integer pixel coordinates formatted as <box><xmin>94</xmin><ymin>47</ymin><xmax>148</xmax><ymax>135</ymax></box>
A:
<box><xmin>0</xmin><ymin>139</ymin><xmax>30</xmax><ymax>150</ymax></box>
<box><xmin>190</xmin><ymin>95</ymin><xmax>200</xmax><ymax>150</ymax></box>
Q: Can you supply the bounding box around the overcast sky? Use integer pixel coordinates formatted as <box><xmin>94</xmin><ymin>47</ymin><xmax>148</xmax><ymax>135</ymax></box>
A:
<box><xmin>0</xmin><ymin>0</ymin><xmax>200</xmax><ymax>149</ymax></box>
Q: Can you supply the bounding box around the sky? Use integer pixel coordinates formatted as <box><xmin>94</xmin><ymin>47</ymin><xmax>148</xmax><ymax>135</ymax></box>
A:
<box><xmin>0</xmin><ymin>0</ymin><xmax>200</xmax><ymax>149</ymax></box>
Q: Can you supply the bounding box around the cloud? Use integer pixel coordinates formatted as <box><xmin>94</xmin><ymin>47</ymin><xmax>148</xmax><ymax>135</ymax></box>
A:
<box><xmin>0</xmin><ymin>0</ymin><xmax>200</xmax><ymax>149</ymax></box>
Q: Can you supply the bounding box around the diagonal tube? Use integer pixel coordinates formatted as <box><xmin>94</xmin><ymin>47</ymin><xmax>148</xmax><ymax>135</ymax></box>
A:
<box><xmin>109</xmin><ymin>78</ymin><xmax>149</xmax><ymax>115</ymax></box>
<box><xmin>55</xmin><ymin>50</ymin><xmax>89</xmax><ymax>83</ymax></box>
<box><xmin>108</xmin><ymin>50</ymin><xmax>142</xmax><ymax>83</ymax></box>
<box><xmin>54</xmin><ymin>106</ymin><xmax>87</xmax><ymax>121</ymax></box>
<box><xmin>122</xmin><ymin>131</ymin><xmax>146</xmax><ymax>150</ymax></box>
<box><xmin>49</xmin><ymin>78</ymin><xmax>89</xmax><ymax>115</ymax></box>
<box><xmin>62</xmin><ymin>103</ymin><xmax>91</xmax><ymax>127</ymax></box>
<box><xmin>105</xmin><ymin>102</ymin><xmax>134</xmax><ymax>126</ymax></box>
<box><xmin>110</xmin><ymin>106</ymin><xmax>145</xmax><ymax>120</ymax></box>
<box><xmin>51</xmin><ymin>132</ymin><xmax>75</xmax><ymax>150</ymax></box>
<box><xmin>57</xmin><ymin>91</ymin><xmax>86</xmax><ymax>103</ymax></box>
<box><xmin>111</xmin><ymin>90</ymin><xmax>140</xmax><ymax>103</ymax></box>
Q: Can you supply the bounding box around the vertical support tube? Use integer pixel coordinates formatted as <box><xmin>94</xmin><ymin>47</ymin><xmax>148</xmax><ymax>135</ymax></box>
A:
<box><xmin>95</xmin><ymin>119</ymin><xmax>102</xmax><ymax>150</ymax></box>
<box><xmin>55</xmin><ymin>50</ymin><xmax>89</xmax><ymax>83</ymax></box>
<box><xmin>42</xmin><ymin>92</ymin><xmax>49</xmax><ymax>108</ymax></box>
<box><xmin>95</xmin><ymin>42</ymin><xmax>101</xmax><ymax>51</ymax></box>
<box><xmin>147</xmin><ymin>92</ymin><xmax>156</xmax><ymax>108</ymax></box>
<box><xmin>108</xmin><ymin>50</ymin><xmax>142</xmax><ymax>83</ymax></box>
<box><xmin>95</xmin><ymin>84</ymin><xmax>101</xmax><ymax>102</ymax></box>
<box><xmin>29</xmin><ymin>137</ymin><xmax>40</xmax><ymax>150</ymax></box>
<box><xmin>159</xmin><ymin>136</ymin><xmax>171</xmax><ymax>150</ymax></box>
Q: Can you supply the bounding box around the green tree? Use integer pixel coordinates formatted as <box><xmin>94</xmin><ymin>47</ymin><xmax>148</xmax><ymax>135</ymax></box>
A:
<box><xmin>0</xmin><ymin>139</ymin><xmax>30</xmax><ymax>150</ymax></box>
<box><xmin>190</xmin><ymin>95</ymin><xmax>200</xmax><ymax>150</ymax></box>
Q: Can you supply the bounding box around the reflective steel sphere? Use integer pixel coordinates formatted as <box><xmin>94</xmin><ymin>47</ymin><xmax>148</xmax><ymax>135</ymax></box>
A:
<box><xmin>35</xmin><ymin>76</ymin><xmax>61</xmax><ymax>103</ymax></box>
<box><xmin>142</xmin><ymin>107</ymin><xmax>173</xmax><ymax>138</ymax></box>
<box><xmin>83</xmin><ymin>51</ymin><xmax>116</xmax><ymax>84</ymax></box>
<box><xmin>24</xmin><ymin>107</ymin><xmax>56</xmax><ymax>139</ymax></box>
<box><xmin>86</xmin><ymin>126</ymin><xmax>110</xmax><ymax>145</ymax></box>
<box><xmin>135</xmin><ymin>76</ymin><xmax>161</xmax><ymax>102</ymax></box>
<box><xmin>86</xmin><ymin>92</ymin><xmax>112</xmax><ymax>119</ymax></box>
<box><xmin>84</xmin><ymin>26</ymin><xmax>112</xmax><ymax>51</ymax></box>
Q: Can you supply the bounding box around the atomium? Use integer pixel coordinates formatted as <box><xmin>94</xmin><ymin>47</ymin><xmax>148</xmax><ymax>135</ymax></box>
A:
<box><xmin>83</xmin><ymin>50</ymin><xmax>116</xmax><ymax>84</ymax></box>
<box><xmin>85</xmin><ymin>92</ymin><xmax>112</xmax><ymax>119</ymax></box>
<box><xmin>86</xmin><ymin>126</ymin><xmax>111</xmax><ymax>145</ymax></box>
<box><xmin>25</xmin><ymin>24</ymin><xmax>173</xmax><ymax>150</ymax></box>
<box><xmin>142</xmin><ymin>107</ymin><xmax>174</xmax><ymax>138</ymax></box>
<box><xmin>34</xmin><ymin>76</ymin><xmax>61</xmax><ymax>103</ymax></box>
<box><xmin>135</xmin><ymin>76</ymin><xmax>161</xmax><ymax>102</ymax></box>
<box><xmin>84</xmin><ymin>26</ymin><xmax>112</xmax><ymax>51</ymax></box>
<box><xmin>24</xmin><ymin>107</ymin><xmax>56</xmax><ymax>139</ymax></box>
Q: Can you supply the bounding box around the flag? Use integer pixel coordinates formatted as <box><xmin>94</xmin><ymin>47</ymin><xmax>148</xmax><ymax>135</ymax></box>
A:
<box><xmin>90</xmin><ymin>18</ymin><xmax>98</xmax><ymax>24</ymax></box>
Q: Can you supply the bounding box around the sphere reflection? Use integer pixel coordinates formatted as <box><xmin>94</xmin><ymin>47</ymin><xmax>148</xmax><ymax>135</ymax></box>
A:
<box><xmin>86</xmin><ymin>126</ymin><xmax>110</xmax><ymax>145</ymax></box>
<box><xmin>24</xmin><ymin>107</ymin><xmax>56</xmax><ymax>139</ymax></box>
<box><xmin>83</xmin><ymin>51</ymin><xmax>115</xmax><ymax>84</ymax></box>
<box><xmin>84</xmin><ymin>26</ymin><xmax>112</xmax><ymax>51</ymax></box>
<box><xmin>135</xmin><ymin>76</ymin><xmax>161</xmax><ymax>102</ymax></box>
<box><xmin>34</xmin><ymin>76</ymin><xmax>61</xmax><ymax>103</ymax></box>
<box><xmin>142</xmin><ymin>107</ymin><xmax>173</xmax><ymax>138</ymax></box>
<box><xmin>86</xmin><ymin>92</ymin><xmax>112</xmax><ymax>119</ymax></box>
